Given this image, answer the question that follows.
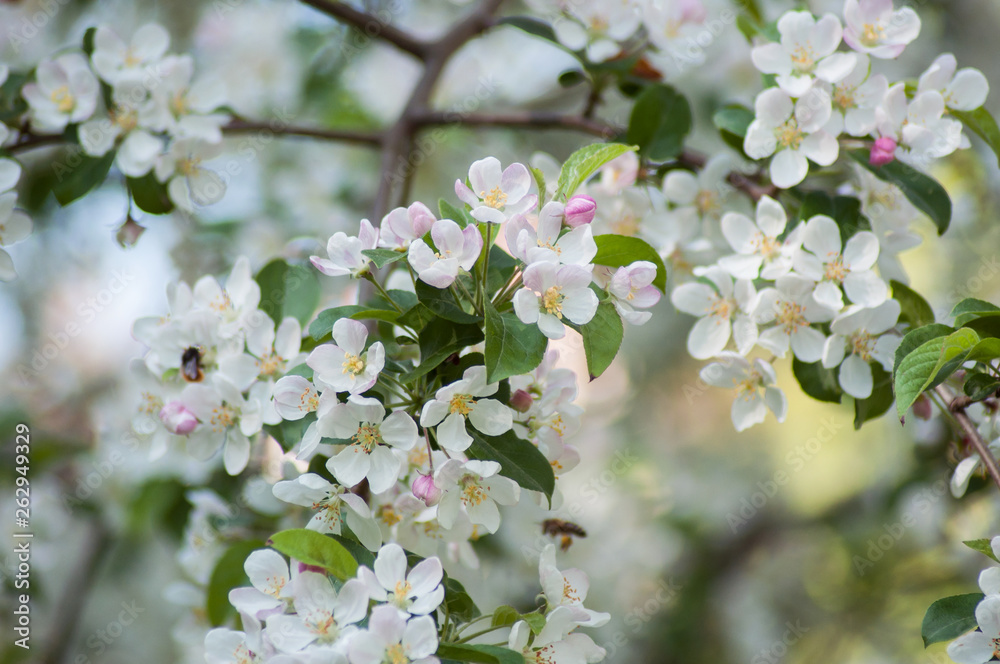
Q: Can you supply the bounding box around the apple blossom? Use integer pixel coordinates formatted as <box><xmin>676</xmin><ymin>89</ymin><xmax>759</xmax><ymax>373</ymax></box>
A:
<box><xmin>539</xmin><ymin>544</ymin><xmax>610</xmax><ymax>627</ymax></box>
<box><xmin>78</xmin><ymin>80</ymin><xmax>164</xmax><ymax>177</ymax></box>
<box><xmin>843</xmin><ymin>0</ymin><xmax>920</xmax><ymax>59</ymax></box>
<box><xmin>744</xmin><ymin>87</ymin><xmax>838</xmax><ymax>188</ymax></box>
<box><xmin>946</xmin><ymin>595</ymin><xmax>1000</xmax><ymax>664</ymax></box>
<box><xmin>266</xmin><ymin>573</ymin><xmax>368</xmax><ymax>654</ymax></box>
<box><xmin>419</xmin><ymin>366</ymin><xmax>512</xmax><ymax>452</ymax></box>
<box><xmin>548</xmin><ymin>0</ymin><xmax>640</xmax><ymax>63</ymax></box>
<box><xmin>356</xmin><ymin>543</ymin><xmax>444</xmax><ymax>616</ymax></box>
<box><xmin>348</xmin><ymin>605</ymin><xmax>439</xmax><ymax>664</ymax></box>
<box><xmin>717</xmin><ymin>195</ymin><xmax>801</xmax><ymax>280</ymax></box>
<box><xmin>21</xmin><ymin>53</ymin><xmax>100</xmax><ymax>134</ymax></box>
<box><xmin>793</xmin><ymin>215</ymin><xmax>887</xmax><ymax>309</ymax></box>
<box><xmin>308</xmin><ymin>319</ymin><xmax>385</xmax><ymax>395</ymax></box>
<box><xmin>411</xmin><ymin>474</ymin><xmax>442</xmax><ymax>507</ymax></box>
<box><xmin>180</xmin><ymin>374</ymin><xmax>263</xmax><ymax>474</ymax></box>
<box><xmin>455</xmin><ymin>156</ymin><xmax>536</xmax><ymax>224</ymax></box>
<box><xmin>434</xmin><ymin>459</ymin><xmax>520</xmax><ymax>534</ymax></box>
<box><xmin>272</xmin><ymin>473</ymin><xmax>383</xmax><ymax>551</ymax></box>
<box><xmin>826</xmin><ymin>54</ymin><xmax>888</xmax><ymax>137</ymax></box>
<box><xmin>869</xmin><ymin>136</ymin><xmax>896</xmax><ymax>165</ymax></box>
<box><xmin>91</xmin><ymin>24</ymin><xmax>170</xmax><ymax>85</ymax></box>
<box><xmin>407</xmin><ymin>218</ymin><xmax>482</xmax><ymax>288</ymax></box>
<box><xmin>227</xmin><ymin>549</ymin><xmax>294</xmax><ymax>619</ymax></box>
<box><xmin>670</xmin><ymin>266</ymin><xmax>758</xmax><ymax>359</ymax></box>
<box><xmin>754</xmin><ymin>274</ymin><xmax>838</xmax><ymax>362</ymax></box>
<box><xmin>563</xmin><ymin>194</ymin><xmax>597</xmax><ymax>227</ymax></box>
<box><xmin>0</xmin><ymin>192</ymin><xmax>32</xmax><ymax>282</ymax></box>
<box><xmin>159</xmin><ymin>400</ymin><xmax>199</xmax><ymax>435</ymax></box>
<box><xmin>513</xmin><ymin>263</ymin><xmax>599</xmax><ymax>340</ymax></box>
<box><xmin>750</xmin><ymin>11</ymin><xmax>856</xmax><ymax>96</ymax></box>
<box><xmin>312</xmin><ymin>219</ymin><xmax>379</xmax><ymax>278</ymax></box>
<box><xmin>321</xmin><ymin>395</ymin><xmax>418</xmax><ymax>494</ymax></box>
<box><xmin>155</xmin><ymin>138</ymin><xmax>227</xmax><ymax>211</ymax></box>
<box><xmin>509</xmin><ymin>607</ymin><xmax>606</xmax><ymax>664</ymax></box>
<box><xmin>593</xmin><ymin>261</ymin><xmax>661</xmax><ymax>325</ymax></box>
<box><xmin>505</xmin><ymin>202</ymin><xmax>597</xmax><ymax>266</ymax></box>
<box><xmin>821</xmin><ymin>300</ymin><xmax>901</xmax><ymax>398</ymax></box>
<box><xmin>699</xmin><ymin>352</ymin><xmax>788</xmax><ymax>431</ymax></box>
<box><xmin>662</xmin><ymin>154</ymin><xmax>733</xmax><ymax>224</ymax></box>
<box><xmin>140</xmin><ymin>54</ymin><xmax>229</xmax><ymax>142</ymax></box>
<box><xmin>874</xmin><ymin>84</ymin><xmax>963</xmax><ymax>165</ymax></box>
<box><xmin>378</xmin><ymin>202</ymin><xmax>436</xmax><ymax>250</ymax></box>
<box><xmin>918</xmin><ymin>54</ymin><xmax>990</xmax><ymax>112</ymax></box>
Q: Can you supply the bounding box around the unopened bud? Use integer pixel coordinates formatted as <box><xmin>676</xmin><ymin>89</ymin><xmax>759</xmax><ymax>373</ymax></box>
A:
<box><xmin>564</xmin><ymin>194</ymin><xmax>597</xmax><ymax>228</ymax></box>
<box><xmin>510</xmin><ymin>389</ymin><xmax>534</xmax><ymax>413</ymax></box>
<box><xmin>412</xmin><ymin>474</ymin><xmax>442</xmax><ymax>506</ymax></box>
<box><xmin>116</xmin><ymin>217</ymin><xmax>146</xmax><ymax>247</ymax></box>
<box><xmin>159</xmin><ymin>401</ymin><xmax>199</xmax><ymax>435</ymax></box>
<box><xmin>299</xmin><ymin>563</ymin><xmax>326</xmax><ymax>574</ymax></box>
<box><xmin>869</xmin><ymin>137</ymin><xmax>897</xmax><ymax>166</ymax></box>
<box><xmin>912</xmin><ymin>394</ymin><xmax>933</xmax><ymax>420</ymax></box>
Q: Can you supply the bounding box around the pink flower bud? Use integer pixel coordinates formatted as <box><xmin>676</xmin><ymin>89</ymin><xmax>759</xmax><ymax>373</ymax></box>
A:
<box><xmin>509</xmin><ymin>389</ymin><xmax>534</xmax><ymax>413</ymax></box>
<box><xmin>869</xmin><ymin>137</ymin><xmax>897</xmax><ymax>166</ymax></box>
<box><xmin>564</xmin><ymin>195</ymin><xmax>597</xmax><ymax>228</ymax></box>
<box><xmin>912</xmin><ymin>394</ymin><xmax>933</xmax><ymax>420</ymax></box>
<box><xmin>412</xmin><ymin>474</ymin><xmax>442</xmax><ymax>506</ymax></box>
<box><xmin>298</xmin><ymin>563</ymin><xmax>326</xmax><ymax>574</ymax></box>
<box><xmin>159</xmin><ymin>401</ymin><xmax>199</xmax><ymax>435</ymax></box>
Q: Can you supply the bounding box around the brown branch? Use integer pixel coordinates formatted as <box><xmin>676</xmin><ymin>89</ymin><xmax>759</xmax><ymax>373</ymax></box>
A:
<box><xmin>297</xmin><ymin>0</ymin><xmax>429</xmax><ymax>59</ymax></box>
<box><xmin>412</xmin><ymin>110</ymin><xmax>614</xmax><ymax>138</ymax></box>
<box><xmin>223</xmin><ymin>119</ymin><xmax>382</xmax><ymax>147</ymax></box>
<box><xmin>6</xmin><ymin>133</ymin><xmax>63</xmax><ymax>154</ymax></box>
<box><xmin>937</xmin><ymin>384</ymin><xmax>1000</xmax><ymax>492</ymax></box>
<box><xmin>677</xmin><ymin>149</ymin><xmax>779</xmax><ymax>202</ymax></box>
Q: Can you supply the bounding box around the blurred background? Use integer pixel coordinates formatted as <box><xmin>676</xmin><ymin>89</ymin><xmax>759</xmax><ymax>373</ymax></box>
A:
<box><xmin>2</xmin><ymin>0</ymin><xmax>1000</xmax><ymax>663</ymax></box>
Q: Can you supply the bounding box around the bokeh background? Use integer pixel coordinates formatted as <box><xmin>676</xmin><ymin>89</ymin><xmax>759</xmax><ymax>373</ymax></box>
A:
<box><xmin>2</xmin><ymin>0</ymin><xmax>1000</xmax><ymax>663</ymax></box>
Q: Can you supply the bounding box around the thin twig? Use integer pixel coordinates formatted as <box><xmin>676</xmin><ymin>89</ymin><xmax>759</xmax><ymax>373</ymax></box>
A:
<box><xmin>936</xmin><ymin>384</ymin><xmax>1000</xmax><ymax>492</ymax></box>
<box><xmin>224</xmin><ymin>119</ymin><xmax>383</xmax><ymax>147</ymax></box>
<box><xmin>297</xmin><ymin>0</ymin><xmax>429</xmax><ymax>59</ymax></box>
<box><xmin>413</xmin><ymin>110</ymin><xmax>614</xmax><ymax>138</ymax></box>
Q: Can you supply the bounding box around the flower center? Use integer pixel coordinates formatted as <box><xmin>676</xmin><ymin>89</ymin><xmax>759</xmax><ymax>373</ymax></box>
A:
<box><xmin>542</xmin><ymin>286</ymin><xmax>565</xmax><ymax>317</ymax></box>
<box><xmin>112</xmin><ymin>106</ymin><xmax>139</xmax><ymax>131</ymax></box>
<box><xmin>774</xmin><ymin>119</ymin><xmax>804</xmax><ymax>150</ymax></box>
<box><xmin>171</xmin><ymin>91</ymin><xmax>189</xmax><ymax>116</ymax></box>
<box><xmin>789</xmin><ymin>45</ymin><xmax>815</xmax><ymax>71</ymax></box>
<box><xmin>392</xmin><ymin>580</ymin><xmax>413</xmax><ymax>605</ymax></box>
<box><xmin>733</xmin><ymin>370</ymin><xmax>763</xmax><ymax>399</ymax></box>
<box><xmin>50</xmin><ymin>85</ymin><xmax>75</xmax><ymax>113</ymax></box>
<box><xmin>612</xmin><ymin>214</ymin><xmax>639</xmax><ymax>236</ymax></box>
<box><xmin>257</xmin><ymin>352</ymin><xmax>285</xmax><ymax>377</ymax></box>
<box><xmin>695</xmin><ymin>190</ymin><xmax>718</xmax><ymax>215</ymax></box>
<box><xmin>833</xmin><ymin>85</ymin><xmax>856</xmax><ymax>110</ymax></box>
<box><xmin>377</xmin><ymin>504</ymin><xmax>401</xmax><ymax>526</ymax></box>
<box><xmin>313</xmin><ymin>493</ymin><xmax>343</xmax><ymax>528</ymax></box>
<box><xmin>297</xmin><ymin>387</ymin><xmax>319</xmax><ymax>412</ymax></box>
<box><xmin>461</xmin><ymin>477</ymin><xmax>487</xmax><ymax>506</ymax></box>
<box><xmin>209</xmin><ymin>403</ymin><xmax>237</xmax><ymax>431</ymax></box>
<box><xmin>342</xmin><ymin>353</ymin><xmax>365</xmax><ymax>376</ymax></box>
<box><xmin>850</xmin><ymin>332</ymin><xmax>876</xmax><ymax>361</ymax></box>
<box><xmin>139</xmin><ymin>391</ymin><xmax>162</xmax><ymax>416</ymax></box>
<box><xmin>824</xmin><ymin>254</ymin><xmax>849</xmax><ymax>282</ymax></box>
<box><xmin>309</xmin><ymin>614</ymin><xmax>339</xmax><ymax>642</ymax></box>
<box><xmin>709</xmin><ymin>296</ymin><xmax>734</xmax><ymax>320</ymax></box>
<box><xmin>481</xmin><ymin>186</ymin><xmax>508</xmax><ymax>209</ymax></box>
<box><xmin>776</xmin><ymin>300</ymin><xmax>808</xmax><ymax>334</ymax></box>
<box><xmin>449</xmin><ymin>393</ymin><xmax>474</xmax><ymax>416</ymax></box>
<box><xmin>352</xmin><ymin>423</ymin><xmax>382</xmax><ymax>453</ymax></box>
<box><xmin>177</xmin><ymin>156</ymin><xmax>202</xmax><ymax>177</ymax></box>
<box><xmin>384</xmin><ymin>643</ymin><xmax>408</xmax><ymax>664</ymax></box>
<box><xmin>861</xmin><ymin>22</ymin><xmax>885</xmax><ymax>45</ymax></box>
<box><xmin>753</xmin><ymin>232</ymin><xmax>781</xmax><ymax>259</ymax></box>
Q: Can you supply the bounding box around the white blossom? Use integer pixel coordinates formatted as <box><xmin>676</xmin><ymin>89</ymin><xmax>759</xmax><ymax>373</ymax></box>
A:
<box><xmin>699</xmin><ymin>352</ymin><xmax>788</xmax><ymax>431</ymax></box>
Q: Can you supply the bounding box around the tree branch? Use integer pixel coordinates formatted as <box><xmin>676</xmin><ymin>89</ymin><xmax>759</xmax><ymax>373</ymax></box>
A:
<box><xmin>223</xmin><ymin>119</ymin><xmax>382</xmax><ymax>147</ymax></box>
<box><xmin>936</xmin><ymin>384</ymin><xmax>1000</xmax><ymax>492</ymax></box>
<box><xmin>297</xmin><ymin>0</ymin><xmax>429</xmax><ymax>59</ymax></box>
<box><xmin>412</xmin><ymin>110</ymin><xmax>614</xmax><ymax>138</ymax></box>
<box><xmin>676</xmin><ymin>149</ymin><xmax>779</xmax><ymax>202</ymax></box>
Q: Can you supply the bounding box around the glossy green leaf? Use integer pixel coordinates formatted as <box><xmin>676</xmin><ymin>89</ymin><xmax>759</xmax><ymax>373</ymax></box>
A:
<box><xmin>415</xmin><ymin>280</ymin><xmax>481</xmax><ymax>324</ymax></box>
<box><xmin>712</xmin><ymin>104</ymin><xmax>754</xmax><ymax>155</ymax></box>
<box><xmin>437</xmin><ymin>643</ymin><xmax>524</xmax><ymax>664</ymax></box>
<box><xmin>964</xmin><ymin>373</ymin><xmax>1000</xmax><ymax>401</ymax></box>
<box><xmin>854</xmin><ymin>364</ymin><xmax>894</xmax><ymax>429</ymax></box>
<box><xmin>484</xmin><ymin>300</ymin><xmax>548</xmax><ymax>383</ymax></box>
<box><xmin>792</xmin><ymin>358</ymin><xmax>843</xmax><ymax>404</ymax></box>
<box><xmin>570</xmin><ymin>301</ymin><xmax>624</xmax><ymax>380</ymax></box>
<box><xmin>555</xmin><ymin>143</ymin><xmax>636</xmax><ymax>200</ymax></box>
<box><xmin>267</xmin><ymin>528</ymin><xmax>358</xmax><ymax>580</ymax></box>
<box><xmin>521</xmin><ymin>612</ymin><xmax>546</xmax><ymax>634</ymax></box>
<box><xmin>492</xmin><ymin>605</ymin><xmax>520</xmax><ymax>628</ymax></box>
<box><xmin>444</xmin><ymin>576</ymin><xmax>481</xmax><ymax>622</ymax></box>
<box><xmin>893</xmin><ymin>324</ymin><xmax>955</xmax><ymax>381</ymax></box>
<box><xmin>439</xmin><ymin>198</ymin><xmax>474</xmax><ymax>227</ymax></box>
<box><xmin>921</xmin><ymin>593</ymin><xmax>984</xmax><ymax>647</ymax></box>
<box><xmin>950</xmin><ymin>298</ymin><xmax>1000</xmax><ymax>326</ymax></box>
<box><xmin>626</xmin><ymin>84</ymin><xmax>692</xmax><ymax>162</ymax></box>
<box><xmin>592</xmin><ymin>234</ymin><xmax>668</xmax><ymax>293</ymax></box>
<box><xmin>847</xmin><ymin>149</ymin><xmax>951</xmax><ymax>235</ymax></box>
<box><xmin>467</xmin><ymin>429</ymin><xmax>555</xmax><ymax>501</ymax></box>
<box><xmin>964</xmin><ymin>539</ymin><xmax>1000</xmax><ymax>562</ymax></box>
<box><xmin>361</xmin><ymin>248</ymin><xmax>406</xmax><ymax>269</ymax></box>
<box><xmin>895</xmin><ymin>327</ymin><xmax>979</xmax><ymax>417</ymax></box>
<box><xmin>256</xmin><ymin>259</ymin><xmax>321</xmax><ymax>327</ymax></box>
<box><xmin>953</xmin><ymin>107</ymin><xmax>1000</xmax><ymax>167</ymax></box>
<box><xmin>399</xmin><ymin>318</ymin><xmax>484</xmax><ymax>383</ymax></box>
<box><xmin>128</xmin><ymin>173</ymin><xmax>175</xmax><ymax>214</ymax></box>
<box><xmin>206</xmin><ymin>539</ymin><xmax>266</xmax><ymax>626</ymax></box>
<box><xmin>53</xmin><ymin>151</ymin><xmax>114</xmax><ymax>206</ymax></box>
<box><xmin>891</xmin><ymin>280</ymin><xmax>935</xmax><ymax>328</ymax></box>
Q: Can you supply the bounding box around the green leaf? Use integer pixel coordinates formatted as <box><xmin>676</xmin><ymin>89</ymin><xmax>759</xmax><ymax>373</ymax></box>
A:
<box><xmin>626</xmin><ymin>84</ymin><xmax>692</xmax><ymax>162</ymax></box>
<box><xmin>712</xmin><ymin>104</ymin><xmax>754</xmax><ymax>155</ymax></box>
<box><xmin>964</xmin><ymin>373</ymin><xmax>1000</xmax><ymax>401</ymax></box>
<box><xmin>265</xmin><ymin>411</ymin><xmax>316</xmax><ymax>452</ymax></box>
<box><xmin>894</xmin><ymin>324</ymin><xmax>955</xmax><ymax>382</ymax></box>
<box><xmin>530</xmin><ymin>166</ymin><xmax>547</xmax><ymax>209</ymax></box>
<box><xmin>521</xmin><ymin>612</ymin><xmax>547</xmax><ymax>634</ymax></box>
<box><xmin>953</xmin><ymin>107</ymin><xmax>1000</xmax><ymax>167</ymax></box>
<box><xmin>206</xmin><ymin>539</ymin><xmax>266</xmax><ymax>626</ymax></box>
<box><xmin>568</xmin><ymin>301</ymin><xmax>624</xmax><ymax>380</ymax></box>
<box><xmin>309</xmin><ymin>305</ymin><xmax>366</xmax><ymax>339</ymax></box>
<box><xmin>256</xmin><ymin>259</ymin><xmax>321</xmax><ymax>327</ymax></box>
<box><xmin>444</xmin><ymin>576</ymin><xmax>481</xmax><ymax>622</ymax></box>
<box><xmin>0</xmin><ymin>71</ymin><xmax>28</xmax><ymax>124</ymax></box>
<box><xmin>847</xmin><ymin>149</ymin><xmax>951</xmax><ymax>235</ymax></box>
<box><xmin>895</xmin><ymin>327</ymin><xmax>980</xmax><ymax>417</ymax></box>
<box><xmin>964</xmin><ymin>538</ymin><xmax>1000</xmax><ymax>563</ymax></box>
<box><xmin>437</xmin><ymin>643</ymin><xmax>524</xmax><ymax>664</ymax></box>
<box><xmin>592</xmin><ymin>234</ymin><xmax>668</xmax><ymax>293</ymax></box>
<box><xmin>492</xmin><ymin>605</ymin><xmax>520</xmax><ymax>628</ymax></box>
<box><xmin>267</xmin><ymin>528</ymin><xmax>358</xmax><ymax>580</ymax></box>
<box><xmin>128</xmin><ymin>173</ymin><xmax>175</xmax><ymax>214</ymax></box>
<box><xmin>891</xmin><ymin>280</ymin><xmax>935</xmax><ymax>328</ymax></box>
<box><xmin>361</xmin><ymin>248</ymin><xmax>406</xmax><ymax>269</ymax></box>
<box><xmin>555</xmin><ymin>143</ymin><xmax>636</xmax><ymax>200</ymax></box>
<box><xmin>968</xmin><ymin>338</ymin><xmax>1000</xmax><ymax>363</ymax></box>
<box><xmin>854</xmin><ymin>364</ymin><xmax>894</xmax><ymax>429</ymax></box>
<box><xmin>921</xmin><ymin>593</ymin><xmax>984</xmax><ymax>647</ymax></box>
<box><xmin>415</xmin><ymin>280</ymin><xmax>481</xmax><ymax>324</ymax></box>
<box><xmin>950</xmin><ymin>298</ymin><xmax>1000</xmax><ymax>326</ymax></box>
<box><xmin>484</xmin><ymin>300</ymin><xmax>548</xmax><ymax>383</ymax></box>
<box><xmin>52</xmin><ymin>151</ymin><xmax>114</xmax><ymax>206</ymax></box>
<box><xmin>399</xmin><ymin>318</ymin><xmax>484</xmax><ymax>383</ymax></box>
<box><xmin>792</xmin><ymin>358</ymin><xmax>843</xmax><ymax>404</ymax></box>
<box><xmin>467</xmin><ymin>429</ymin><xmax>555</xmax><ymax>500</ymax></box>
<box><xmin>439</xmin><ymin>198</ymin><xmax>474</xmax><ymax>227</ymax></box>
<box><xmin>497</xmin><ymin>16</ymin><xmax>559</xmax><ymax>45</ymax></box>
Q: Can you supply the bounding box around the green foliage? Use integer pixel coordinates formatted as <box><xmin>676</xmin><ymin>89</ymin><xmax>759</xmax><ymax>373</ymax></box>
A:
<box><xmin>854</xmin><ymin>364</ymin><xmax>894</xmax><ymax>429</ymax></box>
<box><xmin>256</xmin><ymin>259</ymin><xmax>321</xmax><ymax>327</ymax></box>
<box><xmin>444</xmin><ymin>576</ymin><xmax>481</xmax><ymax>622</ymax></box>
<box><xmin>206</xmin><ymin>539</ymin><xmax>266</xmax><ymax>626</ymax></box>
<box><xmin>792</xmin><ymin>358</ymin><xmax>843</xmax><ymax>404</ymax></box>
<box><xmin>0</xmin><ymin>71</ymin><xmax>29</xmax><ymax>124</ymax></box>
<box><xmin>953</xmin><ymin>107</ymin><xmax>1000</xmax><ymax>167</ymax></box>
<box><xmin>627</xmin><ymin>84</ymin><xmax>692</xmax><ymax>162</ymax></box>
<box><xmin>592</xmin><ymin>234</ymin><xmax>668</xmax><ymax>293</ymax></box>
<box><xmin>491</xmin><ymin>605</ymin><xmax>520</xmax><ymax>628</ymax></box>
<box><xmin>894</xmin><ymin>327</ymin><xmax>979</xmax><ymax>417</ymax></box>
<box><xmin>439</xmin><ymin>198</ymin><xmax>475</xmax><ymax>227</ymax></box>
<box><xmin>484</xmin><ymin>300</ymin><xmax>548</xmax><ymax>383</ymax></box>
<box><xmin>437</xmin><ymin>643</ymin><xmax>525</xmax><ymax>664</ymax></box>
<box><xmin>467</xmin><ymin>429</ymin><xmax>556</xmax><ymax>501</ymax></box>
<box><xmin>921</xmin><ymin>593</ymin><xmax>984</xmax><ymax>647</ymax></box>
<box><xmin>891</xmin><ymin>280</ymin><xmax>935</xmax><ymax>328</ymax></box>
<box><xmin>964</xmin><ymin>373</ymin><xmax>1000</xmax><ymax>401</ymax></box>
<box><xmin>267</xmin><ymin>528</ymin><xmax>359</xmax><ymax>580</ymax></box>
<box><xmin>52</xmin><ymin>152</ymin><xmax>114</xmax><ymax>206</ymax></box>
<box><xmin>964</xmin><ymin>538</ymin><xmax>1000</xmax><ymax>562</ymax></box>
<box><xmin>712</xmin><ymin>104</ymin><xmax>754</xmax><ymax>155</ymax></box>
<box><xmin>555</xmin><ymin>143</ymin><xmax>636</xmax><ymax>200</ymax></box>
<box><xmin>567</xmin><ymin>301</ymin><xmax>624</xmax><ymax>380</ymax></box>
<box><xmin>847</xmin><ymin>149</ymin><xmax>951</xmax><ymax>235</ymax></box>
<box><xmin>361</xmin><ymin>248</ymin><xmax>407</xmax><ymax>269</ymax></box>
<box><xmin>399</xmin><ymin>318</ymin><xmax>484</xmax><ymax>383</ymax></box>
<box><xmin>128</xmin><ymin>173</ymin><xmax>175</xmax><ymax>214</ymax></box>
<box><xmin>950</xmin><ymin>298</ymin><xmax>1000</xmax><ymax>326</ymax></box>
<box><xmin>415</xmin><ymin>281</ymin><xmax>482</xmax><ymax>324</ymax></box>
<box><xmin>796</xmin><ymin>191</ymin><xmax>871</xmax><ymax>245</ymax></box>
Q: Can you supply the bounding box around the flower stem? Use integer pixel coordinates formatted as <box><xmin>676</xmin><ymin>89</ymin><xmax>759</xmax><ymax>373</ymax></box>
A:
<box><xmin>935</xmin><ymin>384</ymin><xmax>1000</xmax><ymax>492</ymax></box>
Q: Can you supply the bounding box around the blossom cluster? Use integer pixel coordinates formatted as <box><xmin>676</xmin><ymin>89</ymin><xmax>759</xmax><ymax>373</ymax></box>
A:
<box><xmin>0</xmin><ymin>66</ymin><xmax>32</xmax><ymax>281</ymax></box>
<box><xmin>947</xmin><ymin>537</ymin><xmax>1000</xmax><ymax>664</ymax></box>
